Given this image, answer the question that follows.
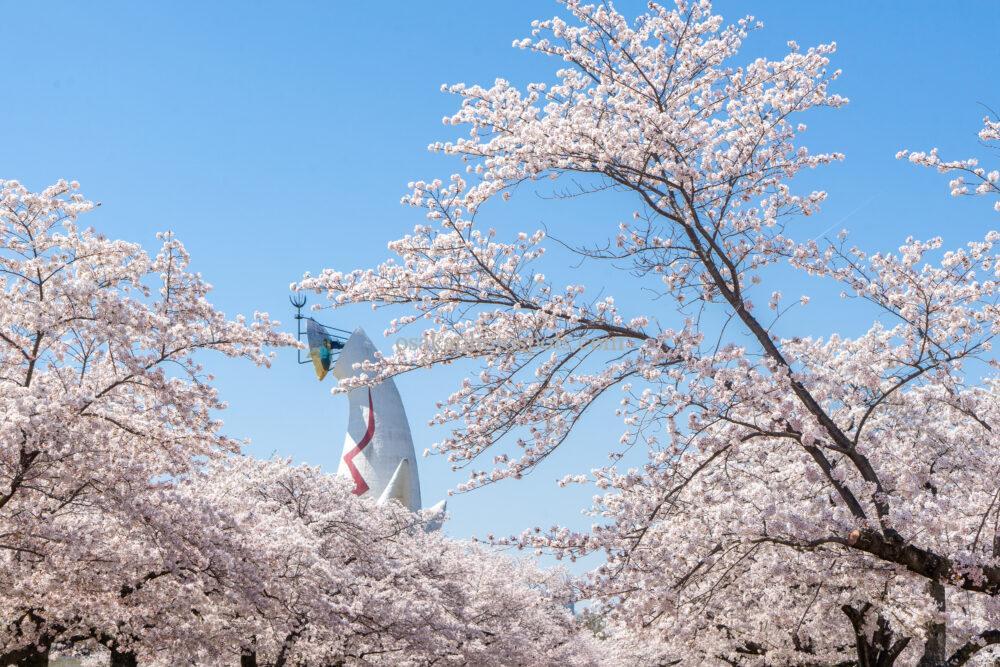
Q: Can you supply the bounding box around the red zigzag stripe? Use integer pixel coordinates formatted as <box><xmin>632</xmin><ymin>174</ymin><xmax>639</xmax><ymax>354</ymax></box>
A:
<box><xmin>343</xmin><ymin>389</ymin><xmax>375</xmax><ymax>495</ymax></box>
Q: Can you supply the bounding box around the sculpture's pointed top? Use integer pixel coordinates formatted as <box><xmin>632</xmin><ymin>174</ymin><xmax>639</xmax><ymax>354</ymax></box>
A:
<box><xmin>333</xmin><ymin>328</ymin><xmax>378</xmax><ymax>380</ymax></box>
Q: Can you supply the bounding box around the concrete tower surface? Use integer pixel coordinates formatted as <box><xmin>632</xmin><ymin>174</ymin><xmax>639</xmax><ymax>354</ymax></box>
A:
<box><xmin>333</xmin><ymin>328</ymin><xmax>422</xmax><ymax>511</ymax></box>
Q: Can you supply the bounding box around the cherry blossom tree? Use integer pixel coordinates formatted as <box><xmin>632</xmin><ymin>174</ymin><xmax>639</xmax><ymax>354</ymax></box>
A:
<box><xmin>0</xmin><ymin>178</ymin><xmax>292</xmax><ymax>665</ymax></box>
<box><xmin>0</xmin><ymin>180</ymin><xmax>598</xmax><ymax>666</ymax></box>
<box><xmin>20</xmin><ymin>457</ymin><xmax>598</xmax><ymax>667</ymax></box>
<box><xmin>174</xmin><ymin>458</ymin><xmax>596</xmax><ymax>667</ymax></box>
<box><xmin>298</xmin><ymin>1</ymin><xmax>1000</xmax><ymax>663</ymax></box>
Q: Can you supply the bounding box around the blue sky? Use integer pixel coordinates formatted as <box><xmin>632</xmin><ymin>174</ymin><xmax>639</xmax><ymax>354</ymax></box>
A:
<box><xmin>3</xmin><ymin>1</ymin><xmax>997</xmax><ymax>551</ymax></box>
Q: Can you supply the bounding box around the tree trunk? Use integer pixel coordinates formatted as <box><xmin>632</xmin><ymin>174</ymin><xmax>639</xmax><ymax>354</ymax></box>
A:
<box><xmin>109</xmin><ymin>648</ymin><xmax>138</xmax><ymax>667</ymax></box>
<box><xmin>240</xmin><ymin>649</ymin><xmax>258</xmax><ymax>667</ymax></box>
<box><xmin>842</xmin><ymin>604</ymin><xmax>911</xmax><ymax>667</ymax></box>
<box><xmin>272</xmin><ymin>627</ymin><xmax>303</xmax><ymax>667</ymax></box>
<box><xmin>19</xmin><ymin>648</ymin><xmax>49</xmax><ymax>667</ymax></box>
<box><xmin>917</xmin><ymin>580</ymin><xmax>947</xmax><ymax>666</ymax></box>
<box><xmin>0</xmin><ymin>643</ymin><xmax>50</xmax><ymax>666</ymax></box>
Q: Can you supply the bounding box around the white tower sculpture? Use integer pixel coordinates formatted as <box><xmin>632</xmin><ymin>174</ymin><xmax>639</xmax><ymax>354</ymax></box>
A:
<box><xmin>332</xmin><ymin>329</ymin><xmax>448</xmax><ymax>522</ymax></box>
<box><xmin>292</xmin><ymin>299</ymin><xmax>446</xmax><ymax>524</ymax></box>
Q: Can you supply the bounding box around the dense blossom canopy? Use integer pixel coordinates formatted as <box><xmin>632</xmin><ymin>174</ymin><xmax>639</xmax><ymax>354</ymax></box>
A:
<box><xmin>2</xmin><ymin>2</ymin><xmax>996</xmax><ymax>665</ymax></box>
<box><xmin>301</xmin><ymin>1</ymin><xmax>1000</xmax><ymax>664</ymax></box>
<box><xmin>0</xmin><ymin>176</ymin><xmax>290</xmax><ymax>662</ymax></box>
<box><xmin>0</xmin><ymin>181</ymin><xmax>596</xmax><ymax>666</ymax></box>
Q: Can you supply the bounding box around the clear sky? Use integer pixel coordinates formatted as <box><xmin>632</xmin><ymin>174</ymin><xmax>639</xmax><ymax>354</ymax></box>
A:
<box><xmin>3</xmin><ymin>1</ymin><xmax>997</xmax><ymax>552</ymax></box>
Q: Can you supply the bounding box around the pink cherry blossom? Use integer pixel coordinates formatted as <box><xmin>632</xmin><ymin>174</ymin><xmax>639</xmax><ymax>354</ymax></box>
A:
<box><xmin>899</xmin><ymin>114</ymin><xmax>1000</xmax><ymax>211</ymax></box>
